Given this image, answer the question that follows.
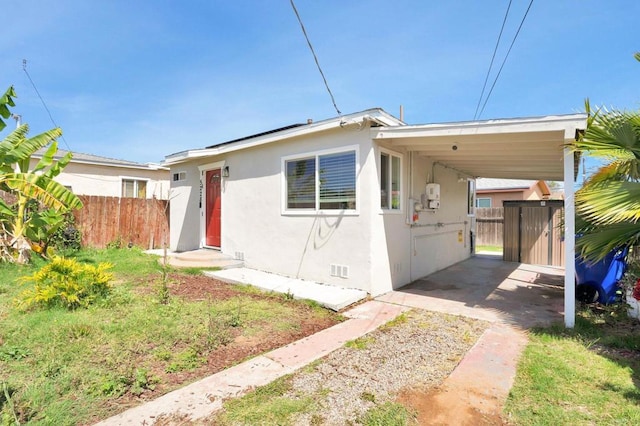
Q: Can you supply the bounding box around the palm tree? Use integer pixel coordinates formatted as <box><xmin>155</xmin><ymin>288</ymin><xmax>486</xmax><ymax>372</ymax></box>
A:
<box><xmin>572</xmin><ymin>102</ymin><xmax>640</xmax><ymax>261</ymax></box>
<box><xmin>0</xmin><ymin>86</ymin><xmax>82</xmax><ymax>263</ymax></box>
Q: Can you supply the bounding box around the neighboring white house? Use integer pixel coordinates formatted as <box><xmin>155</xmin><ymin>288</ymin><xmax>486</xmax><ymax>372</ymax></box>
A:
<box><xmin>31</xmin><ymin>148</ymin><xmax>170</xmax><ymax>200</ymax></box>
<box><xmin>165</xmin><ymin>108</ymin><xmax>586</xmax><ymax>298</ymax></box>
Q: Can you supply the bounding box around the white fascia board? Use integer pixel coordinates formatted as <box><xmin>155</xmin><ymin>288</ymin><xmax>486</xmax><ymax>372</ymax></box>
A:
<box><xmin>373</xmin><ymin>113</ymin><xmax>587</xmax><ymax>140</ymax></box>
<box><xmin>165</xmin><ymin>108</ymin><xmax>404</xmax><ymax>165</ymax></box>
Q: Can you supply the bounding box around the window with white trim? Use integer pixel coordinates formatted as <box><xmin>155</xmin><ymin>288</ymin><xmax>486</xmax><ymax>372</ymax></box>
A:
<box><xmin>476</xmin><ymin>197</ymin><xmax>491</xmax><ymax>208</ymax></box>
<box><xmin>380</xmin><ymin>151</ymin><xmax>402</xmax><ymax>210</ymax></box>
<box><xmin>122</xmin><ymin>179</ymin><xmax>147</xmax><ymax>198</ymax></box>
<box><xmin>285</xmin><ymin>149</ymin><xmax>357</xmax><ymax>211</ymax></box>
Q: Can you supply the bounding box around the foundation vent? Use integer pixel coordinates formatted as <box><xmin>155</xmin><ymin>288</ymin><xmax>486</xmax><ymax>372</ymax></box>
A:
<box><xmin>330</xmin><ymin>264</ymin><xmax>349</xmax><ymax>279</ymax></box>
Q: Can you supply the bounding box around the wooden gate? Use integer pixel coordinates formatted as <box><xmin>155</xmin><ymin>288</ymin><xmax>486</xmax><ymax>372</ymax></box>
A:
<box><xmin>503</xmin><ymin>200</ymin><xmax>564</xmax><ymax>266</ymax></box>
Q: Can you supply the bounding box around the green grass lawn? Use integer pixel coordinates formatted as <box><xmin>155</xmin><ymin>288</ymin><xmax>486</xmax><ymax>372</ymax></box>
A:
<box><xmin>0</xmin><ymin>248</ymin><xmax>340</xmax><ymax>425</ymax></box>
<box><xmin>505</xmin><ymin>306</ymin><xmax>640</xmax><ymax>425</ymax></box>
<box><xmin>476</xmin><ymin>244</ymin><xmax>503</xmax><ymax>253</ymax></box>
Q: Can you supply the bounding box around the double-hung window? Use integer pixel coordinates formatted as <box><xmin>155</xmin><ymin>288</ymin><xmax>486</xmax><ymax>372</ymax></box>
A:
<box><xmin>122</xmin><ymin>179</ymin><xmax>147</xmax><ymax>198</ymax></box>
<box><xmin>380</xmin><ymin>150</ymin><xmax>401</xmax><ymax>211</ymax></box>
<box><xmin>284</xmin><ymin>147</ymin><xmax>357</xmax><ymax>212</ymax></box>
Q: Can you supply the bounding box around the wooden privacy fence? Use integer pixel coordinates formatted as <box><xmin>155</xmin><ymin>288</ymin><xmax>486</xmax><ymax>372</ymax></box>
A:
<box><xmin>73</xmin><ymin>196</ymin><xmax>169</xmax><ymax>249</ymax></box>
<box><xmin>475</xmin><ymin>207</ymin><xmax>504</xmax><ymax>246</ymax></box>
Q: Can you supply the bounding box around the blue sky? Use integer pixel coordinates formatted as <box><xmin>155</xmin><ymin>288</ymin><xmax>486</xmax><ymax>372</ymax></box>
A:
<box><xmin>3</xmin><ymin>1</ymin><xmax>639</xmax><ymax>167</ymax></box>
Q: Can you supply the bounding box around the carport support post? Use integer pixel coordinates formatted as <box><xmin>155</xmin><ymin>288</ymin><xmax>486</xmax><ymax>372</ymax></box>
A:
<box><xmin>563</xmin><ymin>145</ymin><xmax>576</xmax><ymax>328</ymax></box>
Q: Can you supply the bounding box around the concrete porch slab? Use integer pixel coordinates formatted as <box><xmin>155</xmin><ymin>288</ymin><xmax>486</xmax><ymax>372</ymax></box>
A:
<box><xmin>144</xmin><ymin>248</ymin><xmax>244</xmax><ymax>269</ymax></box>
<box><xmin>205</xmin><ymin>268</ymin><xmax>367</xmax><ymax>311</ymax></box>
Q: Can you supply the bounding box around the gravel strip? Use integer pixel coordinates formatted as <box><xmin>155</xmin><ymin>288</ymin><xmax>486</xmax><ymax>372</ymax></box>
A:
<box><xmin>287</xmin><ymin>309</ymin><xmax>489</xmax><ymax>425</ymax></box>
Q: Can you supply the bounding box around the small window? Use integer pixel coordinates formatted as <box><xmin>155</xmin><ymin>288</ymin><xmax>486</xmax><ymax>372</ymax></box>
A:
<box><xmin>467</xmin><ymin>179</ymin><xmax>476</xmax><ymax>216</ymax></box>
<box><xmin>122</xmin><ymin>179</ymin><xmax>147</xmax><ymax>198</ymax></box>
<box><xmin>284</xmin><ymin>149</ymin><xmax>357</xmax><ymax>211</ymax></box>
<box><xmin>476</xmin><ymin>198</ymin><xmax>491</xmax><ymax>208</ymax></box>
<box><xmin>173</xmin><ymin>171</ymin><xmax>186</xmax><ymax>182</ymax></box>
<box><xmin>380</xmin><ymin>151</ymin><xmax>401</xmax><ymax>210</ymax></box>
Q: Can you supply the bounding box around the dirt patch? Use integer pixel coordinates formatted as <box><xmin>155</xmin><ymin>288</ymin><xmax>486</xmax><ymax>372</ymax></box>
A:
<box><xmin>104</xmin><ymin>273</ymin><xmax>341</xmax><ymax>417</ymax></box>
<box><xmin>397</xmin><ymin>386</ymin><xmax>505</xmax><ymax>426</ymax></box>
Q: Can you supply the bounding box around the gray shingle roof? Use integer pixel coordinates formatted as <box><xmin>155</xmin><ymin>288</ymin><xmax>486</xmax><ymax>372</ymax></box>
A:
<box><xmin>33</xmin><ymin>148</ymin><xmax>167</xmax><ymax>170</ymax></box>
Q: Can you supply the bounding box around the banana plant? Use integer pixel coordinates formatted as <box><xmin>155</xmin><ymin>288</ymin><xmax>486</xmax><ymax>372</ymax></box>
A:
<box><xmin>0</xmin><ymin>86</ymin><xmax>17</xmax><ymax>132</ymax></box>
<box><xmin>0</xmin><ymin>88</ymin><xmax>82</xmax><ymax>263</ymax></box>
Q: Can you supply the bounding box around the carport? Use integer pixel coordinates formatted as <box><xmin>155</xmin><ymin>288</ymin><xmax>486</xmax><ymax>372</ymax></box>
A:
<box><xmin>372</xmin><ymin>113</ymin><xmax>587</xmax><ymax>327</ymax></box>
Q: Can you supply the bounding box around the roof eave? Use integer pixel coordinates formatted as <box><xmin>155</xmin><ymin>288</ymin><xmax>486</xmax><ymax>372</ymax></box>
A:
<box><xmin>374</xmin><ymin>113</ymin><xmax>587</xmax><ymax>140</ymax></box>
<box><xmin>165</xmin><ymin>108</ymin><xmax>405</xmax><ymax>165</ymax></box>
<box><xmin>31</xmin><ymin>154</ymin><xmax>169</xmax><ymax>171</ymax></box>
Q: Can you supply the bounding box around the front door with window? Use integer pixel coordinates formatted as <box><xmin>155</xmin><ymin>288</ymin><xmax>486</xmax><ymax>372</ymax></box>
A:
<box><xmin>205</xmin><ymin>169</ymin><xmax>222</xmax><ymax>247</ymax></box>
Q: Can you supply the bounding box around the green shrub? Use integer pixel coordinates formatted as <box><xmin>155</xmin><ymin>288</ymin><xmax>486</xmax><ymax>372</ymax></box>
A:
<box><xmin>48</xmin><ymin>213</ymin><xmax>82</xmax><ymax>254</ymax></box>
<box><xmin>16</xmin><ymin>257</ymin><xmax>113</xmax><ymax>310</ymax></box>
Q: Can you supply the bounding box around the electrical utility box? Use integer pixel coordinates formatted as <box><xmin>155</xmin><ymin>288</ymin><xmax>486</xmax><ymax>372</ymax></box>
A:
<box><xmin>426</xmin><ymin>183</ymin><xmax>440</xmax><ymax>200</ymax></box>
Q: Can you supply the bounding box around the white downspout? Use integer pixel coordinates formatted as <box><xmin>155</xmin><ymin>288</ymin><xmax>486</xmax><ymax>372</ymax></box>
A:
<box><xmin>563</xmin><ymin>144</ymin><xmax>576</xmax><ymax>328</ymax></box>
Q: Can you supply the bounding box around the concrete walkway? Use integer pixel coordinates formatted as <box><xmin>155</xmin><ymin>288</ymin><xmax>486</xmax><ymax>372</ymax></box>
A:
<box><xmin>377</xmin><ymin>255</ymin><xmax>564</xmax><ymax>329</ymax></box>
<box><xmin>95</xmin><ymin>301</ymin><xmax>409</xmax><ymax>425</ymax></box>
<box><xmin>96</xmin><ymin>256</ymin><xmax>564</xmax><ymax>425</ymax></box>
<box><xmin>416</xmin><ymin>323</ymin><xmax>528</xmax><ymax>424</ymax></box>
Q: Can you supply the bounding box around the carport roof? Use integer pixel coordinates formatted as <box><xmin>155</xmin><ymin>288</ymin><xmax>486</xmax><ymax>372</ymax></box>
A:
<box><xmin>373</xmin><ymin>113</ymin><xmax>587</xmax><ymax>181</ymax></box>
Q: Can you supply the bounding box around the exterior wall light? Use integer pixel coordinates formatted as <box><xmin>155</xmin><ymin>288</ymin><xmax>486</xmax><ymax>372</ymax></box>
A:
<box><xmin>222</xmin><ymin>166</ymin><xmax>230</xmax><ymax>177</ymax></box>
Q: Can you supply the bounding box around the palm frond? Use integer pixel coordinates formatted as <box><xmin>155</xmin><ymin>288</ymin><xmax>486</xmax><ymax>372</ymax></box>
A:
<box><xmin>577</xmin><ymin>181</ymin><xmax>640</xmax><ymax>225</ymax></box>
<box><xmin>573</xmin><ymin>108</ymin><xmax>640</xmax><ymax>162</ymax></box>
<box><xmin>577</xmin><ymin>222</ymin><xmax>640</xmax><ymax>261</ymax></box>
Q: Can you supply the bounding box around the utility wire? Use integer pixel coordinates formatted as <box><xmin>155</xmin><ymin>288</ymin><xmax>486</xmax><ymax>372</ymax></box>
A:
<box><xmin>473</xmin><ymin>0</ymin><xmax>512</xmax><ymax>120</ymax></box>
<box><xmin>289</xmin><ymin>0</ymin><xmax>341</xmax><ymax>116</ymax></box>
<box><xmin>477</xmin><ymin>0</ymin><xmax>534</xmax><ymax>120</ymax></box>
<box><xmin>22</xmin><ymin>59</ymin><xmax>72</xmax><ymax>151</ymax></box>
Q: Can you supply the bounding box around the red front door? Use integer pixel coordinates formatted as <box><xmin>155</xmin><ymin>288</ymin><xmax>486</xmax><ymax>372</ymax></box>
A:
<box><xmin>205</xmin><ymin>169</ymin><xmax>222</xmax><ymax>247</ymax></box>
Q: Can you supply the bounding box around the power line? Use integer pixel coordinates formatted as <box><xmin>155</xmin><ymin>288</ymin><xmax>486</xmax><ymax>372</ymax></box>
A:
<box><xmin>473</xmin><ymin>0</ymin><xmax>512</xmax><ymax>120</ymax></box>
<box><xmin>22</xmin><ymin>59</ymin><xmax>72</xmax><ymax>151</ymax></box>
<box><xmin>477</xmin><ymin>0</ymin><xmax>535</xmax><ymax>120</ymax></box>
<box><xmin>289</xmin><ymin>0</ymin><xmax>341</xmax><ymax>116</ymax></box>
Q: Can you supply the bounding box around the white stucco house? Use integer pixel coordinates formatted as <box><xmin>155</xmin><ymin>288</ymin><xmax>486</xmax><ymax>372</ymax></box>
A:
<box><xmin>31</xmin><ymin>149</ymin><xmax>170</xmax><ymax>199</ymax></box>
<box><xmin>165</xmin><ymin>108</ymin><xmax>586</xmax><ymax>324</ymax></box>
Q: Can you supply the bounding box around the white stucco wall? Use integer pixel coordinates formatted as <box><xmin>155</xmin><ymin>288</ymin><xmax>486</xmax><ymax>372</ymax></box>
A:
<box><xmin>408</xmin><ymin>158</ymin><xmax>473</xmax><ymax>281</ymax></box>
<box><xmin>169</xmin><ymin>164</ymin><xmax>201</xmax><ymax>252</ymax></box>
<box><xmin>223</xmin><ymin>127</ymin><xmax>375</xmax><ymax>291</ymax></box>
<box><xmin>367</xmin><ymin>145</ymin><xmax>473</xmax><ymax>296</ymax></box>
<box><xmin>171</xmin><ymin>126</ymin><xmax>474</xmax><ymax>295</ymax></box>
<box><xmin>31</xmin><ymin>160</ymin><xmax>170</xmax><ymax>199</ymax></box>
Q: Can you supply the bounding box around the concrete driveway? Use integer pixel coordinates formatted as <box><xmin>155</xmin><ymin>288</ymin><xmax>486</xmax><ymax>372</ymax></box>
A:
<box><xmin>376</xmin><ymin>254</ymin><xmax>565</xmax><ymax>329</ymax></box>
